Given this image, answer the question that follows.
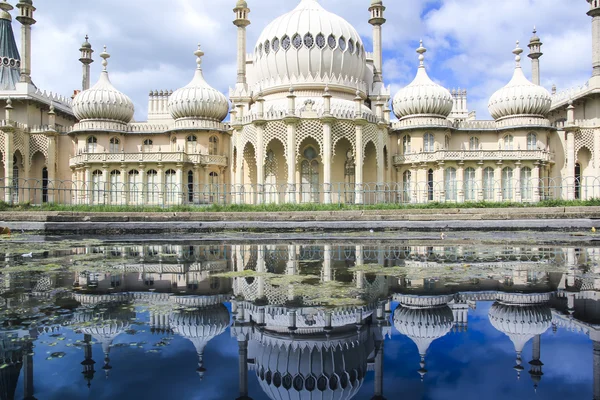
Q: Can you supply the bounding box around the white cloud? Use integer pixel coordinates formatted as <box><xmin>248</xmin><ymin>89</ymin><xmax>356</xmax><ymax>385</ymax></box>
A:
<box><xmin>5</xmin><ymin>0</ymin><xmax>593</xmax><ymax>120</ymax></box>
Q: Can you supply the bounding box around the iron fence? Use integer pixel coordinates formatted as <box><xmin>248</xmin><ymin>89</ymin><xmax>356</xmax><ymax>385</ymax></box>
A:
<box><xmin>1</xmin><ymin>177</ymin><xmax>599</xmax><ymax>207</ymax></box>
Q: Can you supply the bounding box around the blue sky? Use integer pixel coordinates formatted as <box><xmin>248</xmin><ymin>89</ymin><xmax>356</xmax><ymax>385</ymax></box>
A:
<box><xmin>11</xmin><ymin>301</ymin><xmax>595</xmax><ymax>400</ymax></box>
<box><xmin>6</xmin><ymin>0</ymin><xmax>593</xmax><ymax>120</ymax></box>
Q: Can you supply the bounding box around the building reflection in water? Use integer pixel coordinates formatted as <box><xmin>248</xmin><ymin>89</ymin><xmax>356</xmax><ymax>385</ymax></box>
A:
<box><xmin>0</xmin><ymin>243</ymin><xmax>599</xmax><ymax>399</ymax></box>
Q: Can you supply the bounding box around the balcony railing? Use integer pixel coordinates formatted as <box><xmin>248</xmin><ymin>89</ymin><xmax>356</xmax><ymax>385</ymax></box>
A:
<box><xmin>394</xmin><ymin>149</ymin><xmax>554</xmax><ymax>165</ymax></box>
<box><xmin>69</xmin><ymin>152</ymin><xmax>228</xmax><ymax>167</ymax></box>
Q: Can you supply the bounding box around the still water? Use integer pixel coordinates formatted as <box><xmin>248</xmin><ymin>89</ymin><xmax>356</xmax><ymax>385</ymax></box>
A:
<box><xmin>0</xmin><ymin>240</ymin><xmax>597</xmax><ymax>399</ymax></box>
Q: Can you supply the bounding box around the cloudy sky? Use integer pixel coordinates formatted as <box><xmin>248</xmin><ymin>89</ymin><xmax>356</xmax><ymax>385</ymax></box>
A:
<box><xmin>11</xmin><ymin>0</ymin><xmax>593</xmax><ymax>120</ymax></box>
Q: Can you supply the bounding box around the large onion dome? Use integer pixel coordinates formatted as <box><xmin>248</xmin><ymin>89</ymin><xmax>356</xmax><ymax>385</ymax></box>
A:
<box><xmin>488</xmin><ymin>42</ymin><xmax>551</xmax><ymax>121</ymax></box>
<box><xmin>169</xmin><ymin>297</ymin><xmax>230</xmax><ymax>380</ymax></box>
<box><xmin>488</xmin><ymin>294</ymin><xmax>551</xmax><ymax>378</ymax></box>
<box><xmin>392</xmin><ymin>41</ymin><xmax>453</xmax><ymax>120</ymax></box>
<box><xmin>72</xmin><ymin>47</ymin><xmax>135</xmax><ymax>124</ymax></box>
<box><xmin>168</xmin><ymin>46</ymin><xmax>229</xmax><ymax>122</ymax></box>
<box><xmin>253</xmin><ymin>0</ymin><xmax>366</xmax><ymax>93</ymax></box>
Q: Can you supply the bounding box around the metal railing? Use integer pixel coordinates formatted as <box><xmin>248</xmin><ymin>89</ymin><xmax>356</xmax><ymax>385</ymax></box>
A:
<box><xmin>1</xmin><ymin>176</ymin><xmax>599</xmax><ymax>207</ymax></box>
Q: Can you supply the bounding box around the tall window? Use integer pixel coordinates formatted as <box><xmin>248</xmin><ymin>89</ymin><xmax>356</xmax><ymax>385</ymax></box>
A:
<box><xmin>527</xmin><ymin>133</ymin><xmax>537</xmax><ymax>150</ymax></box>
<box><xmin>187</xmin><ymin>171</ymin><xmax>194</xmax><ymax>203</ymax></box>
<box><xmin>129</xmin><ymin>170</ymin><xmax>141</xmax><ymax>205</ymax></box>
<box><xmin>402</xmin><ymin>170</ymin><xmax>411</xmax><ymax>203</ymax></box>
<box><xmin>427</xmin><ymin>169</ymin><xmax>434</xmax><ymax>201</ymax></box>
<box><xmin>265</xmin><ymin>149</ymin><xmax>278</xmax><ymax>204</ymax></box>
<box><xmin>402</xmin><ymin>135</ymin><xmax>411</xmax><ymax>155</ymax></box>
<box><xmin>165</xmin><ymin>169</ymin><xmax>177</xmax><ymax>204</ymax></box>
<box><xmin>187</xmin><ymin>135</ymin><xmax>197</xmax><ymax>153</ymax></box>
<box><xmin>502</xmin><ymin>167</ymin><xmax>514</xmax><ymax>201</ymax></box>
<box><xmin>109</xmin><ymin>137</ymin><xmax>120</xmax><ymax>153</ymax></box>
<box><xmin>469</xmin><ymin>137</ymin><xmax>479</xmax><ymax>150</ymax></box>
<box><xmin>209</xmin><ymin>172</ymin><xmax>219</xmax><ymax>203</ymax></box>
<box><xmin>300</xmin><ymin>146</ymin><xmax>319</xmax><ymax>203</ymax></box>
<box><xmin>464</xmin><ymin>167</ymin><xmax>476</xmax><ymax>201</ymax></box>
<box><xmin>110</xmin><ymin>170</ymin><xmax>121</xmax><ymax>204</ymax></box>
<box><xmin>424</xmin><ymin>133</ymin><xmax>434</xmax><ymax>153</ymax></box>
<box><xmin>444</xmin><ymin>135</ymin><xmax>450</xmax><ymax>150</ymax></box>
<box><xmin>209</xmin><ymin>136</ymin><xmax>218</xmax><ymax>156</ymax></box>
<box><xmin>483</xmin><ymin>167</ymin><xmax>495</xmax><ymax>201</ymax></box>
<box><xmin>87</xmin><ymin>136</ymin><xmax>97</xmax><ymax>153</ymax></box>
<box><xmin>503</xmin><ymin>135</ymin><xmax>514</xmax><ymax>150</ymax></box>
<box><xmin>11</xmin><ymin>155</ymin><xmax>18</xmax><ymax>203</ymax></box>
<box><xmin>143</xmin><ymin>139</ymin><xmax>153</xmax><ymax>152</ymax></box>
<box><xmin>146</xmin><ymin>169</ymin><xmax>158</xmax><ymax>204</ymax></box>
<box><xmin>445</xmin><ymin>167</ymin><xmax>457</xmax><ymax>201</ymax></box>
<box><xmin>92</xmin><ymin>170</ymin><xmax>103</xmax><ymax>204</ymax></box>
<box><xmin>521</xmin><ymin>167</ymin><xmax>532</xmax><ymax>201</ymax></box>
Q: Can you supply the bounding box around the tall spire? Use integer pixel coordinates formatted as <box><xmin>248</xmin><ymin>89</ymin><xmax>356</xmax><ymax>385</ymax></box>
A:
<box><xmin>528</xmin><ymin>27</ymin><xmax>543</xmax><ymax>85</ymax></box>
<box><xmin>0</xmin><ymin>0</ymin><xmax>21</xmax><ymax>90</ymax></box>
<box><xmin>16</xmin><ymin>0</ymin><xmax>36</xmax><ymax>84</ymax></box>
<box><xmin>79</xmin><ymin>35</ymin><xmax>94</xmax><ymax>91</ymax></box>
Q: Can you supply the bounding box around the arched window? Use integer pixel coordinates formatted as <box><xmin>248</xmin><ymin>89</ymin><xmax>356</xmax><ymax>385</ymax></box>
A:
<box><xmin>146</xmin><ymin>169</ymin><xmax>158</xmax><ymax>204</ymax></box>
<box><xmin>128</xmin><ymin>170</ymin><xmax>141</xmax><ymax>205</ymax></box>
<box><xmin>300</xmin><ymin>146</ymin><xmax>319</xmax><ymax>203</ymax></box>
<box><xmin>444</xmin><ymin>135</ymin><xmax>450</xmax><ymax>150</ymax></box>
<box><xmin>402</xmin><ymin>170</ymin><xmax>411</xmax><ymax>203</ymax></box>
<box><xmin>464</xmin><ymin>167</ymin><xmax>476</xmax><ymax>201</ymax></box>
<box><xmin>483</xmin><ymin>167</ymin><xmax>495</xmax><ymax>201</ymax></box>
<box><xmin>521</xmin><ymin>167</ymin><xmax>532</xmax><ymax>201</ymax></box>
<box><xmin>109</xmin><ymin>137</ymin><xmax>120</xmax><ymax>153</ymax></box>
<box><xmin>502</xmin><ymin>167</ymin><xmax>514</xmax><ymax>201</ymax></box>
<box><xmin>469</xmin><ymin>137</ymin><xmax>479</xmax><ymax>150</ymax></box>
<box><xmin>445</xmin><ymin>167</ymin><xmax>457</xmax><ymax>201</ymax></box>
<box><xmin>424</xmin><ymin>133</ymin><xmax>434</xmax><ymax>153</ymax></box>
<box><xmin>527</xmin><ymin>133</ymin><xmax>537</xmax><ymax>150</ymax></box>
<box><xmin>209</xmin><ymin>171</ymin><xmax>219</xmax><ymax>203</ymax></box>
<box><xmin>209</xmin><ymin>136</ymin><xmax>218</xmax><ymax>155</ymax></box>
<box><xmin>110</xmin><ymin>170</ymin><xmax>121</xmax><ymax>204</ymax></box>
<box><xmin>187</xmin><ymin>135</ymin><xmax>197</xmax><ymax>153</ymax></box>
<box><xmin>265</xmin><ymin>149</ymin><xmax>278</xmax><ymax>204</ymax></box>
<box><xmin>402</xmin><ymin>135</ymin><xmax>411</xmax><ymax>155</ymax></box>
<box><xmin>503</xmin><ymin>135</ymin><xmax>514</xmax><ymax>150</ymax></box>
<box><xmin>187</xmin><ymin>170</ymin><xmax>194</xmax><ymax>203</ymax></box>
<box><xmin>143</xmin><ymin>139</ymin><xmax>153</xmax><ymax>152</ymax></box>
<box><xmin>165</xmin><ymin>169</ymin><xmax>177</xmax><ymax>204</ymax></box>
<box><xmin>87</xmin><ymin>136</ymin><xmax>97</xmax><ymax>153</ymax></box>
<box><xmin>92</xmin><ymin>170</ymin><xmax>103</xmax><ymax>204</ymax></box>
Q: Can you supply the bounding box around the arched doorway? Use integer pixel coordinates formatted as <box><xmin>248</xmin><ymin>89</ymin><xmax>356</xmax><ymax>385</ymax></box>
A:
<box><xmin>575</xmin><ymin>163</ymin><xmax>581</xmax><ymax>200</ymax></box>
<box><xmin>300</xmin><ymin>146</ymin><xmax>319</xmax><ymax>203</ymax></box>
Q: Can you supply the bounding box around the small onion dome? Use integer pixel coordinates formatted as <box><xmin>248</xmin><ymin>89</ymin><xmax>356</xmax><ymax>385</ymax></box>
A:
<box><xmin>72</xmin><ymin>46</ymin><xmax>135</xmax><ymax>123</ymax></box>
<box><xmin>392</xmin><ymin>41</ymin><xmax>453</xmax><ymax>120</ymax></box>
<box><xmin>488</xmin><ymin>42</ymin><xmax>551</xmax><ymax>120</ymax></box>
<box><xmin>168</xmin><ymin>45</ymin><xmax>229</xmax><ymax>122</ymax></box>
<box><xmin>81</xmin><ymin>35</ymin><xmax>92</xmax><ymax>49</ymax></box>
<box><xmin>235</xmin><ymin>0</ymin><xmax>248</xmax><ymax>8</ymax></box>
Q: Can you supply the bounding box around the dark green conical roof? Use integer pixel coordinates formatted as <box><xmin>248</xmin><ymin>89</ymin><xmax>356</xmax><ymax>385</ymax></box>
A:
<box><xmin>0</xmin><ymin>15</ymin><xmax>21</xmax><ymax>90</ymax></box>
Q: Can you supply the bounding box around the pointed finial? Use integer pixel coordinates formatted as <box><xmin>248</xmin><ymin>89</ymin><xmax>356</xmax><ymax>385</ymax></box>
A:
<box><xmin>533</xmin><ymin>26</ymin><xmax>536</xmax><ymax>35</ymax></box>
<box><xmin>49</xmin><ymin>101</ymin><xmax>55</xmax><ymax>114</ymax></box>
<box><xmin>513</xmin><ymin>41</ymin><xmax>523</xmax><ymax>66</ymax></box>
<box><xmin>100</xmin><ymin>45</ymin><xmax>110</xmax><ymax>71</ymax></box>
<box><xmin>417</xmin><ymin>40</ymin><xmax>426</xmax><ymax>67</ymax></box>
<box><xmin>194</xmin><ymin>44</ymin><xmax>204</xmax><ymax>69</ymax></box>
<box><xmin>5</xmin><ymin>97</ymin><xmax>12</xmax><ymax>109</ymax></box>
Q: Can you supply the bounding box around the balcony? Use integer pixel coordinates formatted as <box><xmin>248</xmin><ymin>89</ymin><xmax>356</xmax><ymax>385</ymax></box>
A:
<box><xmin>393</xmin><ymin>149</ymin><xmax>554</xmax><ymax>165</ymax></box>
<box><xmin>69</xmin><ymin>152</ymin><xmax>228</xmax><ymax>167</ymax></box>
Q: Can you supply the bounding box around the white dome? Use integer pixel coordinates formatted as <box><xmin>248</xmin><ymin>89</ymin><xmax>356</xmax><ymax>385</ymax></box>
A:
<box><xmin>488</xmin><ymin>44</ymin><xmax>551</xmax><ymax>120</ymax></box>
<box><xmin>254</xmin><ymin>338</ymin><xmax>368</xmax><ymax>400</ymax></box>
<box><xmin>72</xmin><ymin>48</ymin><xmax>135</xmax><ymax>124</ymax></box>
<box><xmin>168</xmin><ymin>47</ymin><xmax>229</xmax><ymax>122</ymax></box>
<box><xmin>393</xmin><ymin>304</ymin><xmax>454</xmax><ymax>356</ymax></box>
<box><xmin>253</xmin><ymin>0</ymin><xmax>367</xmax><ymax>93</ymax></box>
<box><xmin>393</xmin><ymin>42</ymin><xmax>453</xmax><ymax>120</ymax></box>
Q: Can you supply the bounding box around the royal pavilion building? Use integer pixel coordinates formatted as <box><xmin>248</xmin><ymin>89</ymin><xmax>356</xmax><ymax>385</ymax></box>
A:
<box><xmin>0</xmin><ymin>0</ymin><xmax>599</xmax><ymax>206</ymax></box>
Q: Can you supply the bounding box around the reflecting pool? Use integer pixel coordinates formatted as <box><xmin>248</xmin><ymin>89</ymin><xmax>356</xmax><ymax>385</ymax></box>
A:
<box><xmin>0</xmin><ymin>241</ymin><xmax>597</xmax><ymax>399</ymax></box>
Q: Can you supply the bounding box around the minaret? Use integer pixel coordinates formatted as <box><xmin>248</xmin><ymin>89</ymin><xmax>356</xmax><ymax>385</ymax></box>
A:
<box><xmin>80</xmin><ymin>334</ymin><xmax>96</xmax><ymax>388</ymax></box>
<box><xmin>368</xmin><ymin>0</ymin><xmax>386</xmax><ymax>85</ymax></box>
<box><xmin>528</xmin><ymin>334</ymin><xmax>544</xmax><ymax>391</ymax></box>
<box><xmin>528</xmin><ymin>28</ymin><xmax>543</xmax><ymax>85</ymax></box>
<box><xmin>23</xmin><ymin>337</ymin><xmax>36</xmax><ymax>400</ymax></box>
<box><xmin>588</xmin><ymin>0</ymin><xmax>600</xmax><ymax>81</ymax></box>
<box><xmin>79</xmin><ymin>35</ymin><xmax>94</xmax><ymax>91</ymax></box>
<box><xmin>16</xmin><ymin>0</ymin><xmax>35</xmax><ymax>84</ymax></box>
<box><xmin>232</xmin><ymin>0</ymin><xmax>250</xmax><ymax>92</ymax></box>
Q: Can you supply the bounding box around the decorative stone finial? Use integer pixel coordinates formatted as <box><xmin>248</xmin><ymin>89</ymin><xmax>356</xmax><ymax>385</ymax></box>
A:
<box><xmin>513</xmin><ymin>41</ymin><xmax>523</xmax><ymax>66</ymax></box>
<box><xmin>194</xmin><ymin>44</ymin><xmax>204</xmax><ymax>69</ymax></box>
<box><xmin>417</xmin><ymin>40</ymin><xmax>426</xmax><ymax>67</ymax></box>
<box><xmin>5</xmin><ymin>97</ymin><xmax>12</xmax><ymax>109</ymax></box>
<box><xmin>49</xmin><ymin>101</ymin><xmax>55</xmax><ymax>114</ymax></box>
<box><xmin>100</xmin><ymin>45</ymin><xmax>110</xmax><ymax>71</ymax></box>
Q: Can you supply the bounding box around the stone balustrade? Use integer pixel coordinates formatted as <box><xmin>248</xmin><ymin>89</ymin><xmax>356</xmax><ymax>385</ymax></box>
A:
<box><xmin>393</xmin><ymin>149</ymin><xmax>554</xmax><ymax>165</ymax></box>
<box><xmin>69</xmin><ymin>152</ymin><xmax>228</xmax><ymax>167</ymax></box>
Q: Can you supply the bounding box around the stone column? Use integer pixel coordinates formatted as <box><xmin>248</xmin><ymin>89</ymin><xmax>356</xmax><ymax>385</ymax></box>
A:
<box><xmin>16</xmin><ymin>1</ymin><xmax>36</xmax><ymax>84</ymax></box>
<box><xmin>323</xmin><ymin>244</ymin><xmax>332</xmax><ymax>282</ymax></box>
<box><xmin>192</xmin><ymin>164</ymin><xmax>200</xmax><ymax>204</ymax></box>
<box><xmin>285</xmin><ymin>118</ymin><xmax>298</xmax><ymax>203</ymax></box>
<box><xmin>235</xmin><ymin>149</ymin><xmax>243</xmax><ymax>204</ymax></box>
<box><xmin>157</xmin><ymin>165</ymin><xmax>164</xmax><ymax>206</ymax></box>
<box><xmin>85</xmin><ymin>167</ymin><xmax>92</xmax><ymax>205</ymax></box>
<box><xmin>46</xmin><ymin>134</ymin><xmax>56</xmax><ymax>203</ymax></box>
<box><xmin>411</xmin><ymin>165</ymin><xmax>418</xmax><ymax>204</ymax></box>
<box><xmin>514</xmin><ymin>162</ymin><xmax>522</xmax><ymax>203</ymax></box>
<box><xmin>355</xmin><ymin>245</ymin><xmax>364</xmax><ymax>289</ymax></box>
<box><xmin>566</xmin><ymin>131</ymin><xmax>576</xmax><ymax>200</ymax></box>
<box><xmin>176</xmin><ymin>164</ymin><xmax>183</xmax><ymax>204</ymax></box>
<box><xmin>139</xmin><ymin>165</ymin><xmax>146</xmax><ymax>205</ymax></box>
<box><xmin>255</xmin><ymin>123</ymin><xmax>265</xmax><ymax>205</ymax></box>
<box><xmin>4</xmin><ymin>130</ymin><xmax>13</xmax><ymax>203</ymax></box>
<box><xmin>23</xmin><ymin>339</ymin><xmax>35</xmax><ymax>400</ymax></box>
<box><xmin>457</xmin><ymin>162</ymin><xmax>465</xmax><ymax>203</ymax></box>
<box><xmin>372</xmin><ymin>340</ymin><xmax>385</xmax><ymax>400</ymax></box>
<box><xmin>355</xmin><ymin>123</ymin><xmax>364</xmax><ymax>204</ymax></box>
<box><xmin>476</xmin><ymin>162</ymin><xmax>484</xmax><ymax>201</ymax></box>
<box><xmin>236</xmin><ymin>339</ymin><xmax>252</xmax><ymax>400</ymax></box>
<box><xmin>437</xmin><ymin>162</ymin><xmax>445</xmax><ymax>202</ymax></box>
<box><xmin>322</xmin><ymin>119</ymin><xmax>333</xmax><ymax>204</ymax></box>
<box><xmin>533</xmin><ymin>162</ymin><xmax>541</xmax><ymax>202</ymax></box>
<box><xmin>377</xmin><ymin>142</ymin><xmax>385</xmax><ymax>204</ymax></box>
<box><xmin>495</xmin><ymin>162</ymin><xmax>503</xmax><ymax>202</ymax></box>
<box><xmin>257</xmin><ymin>245</ymin><xmax>265</xmax><ymax>298</ymax></box>
<box><xmin>120</xmin><ymin>164</ymin><xmax>128</xmax><ymax>205</ymax></box>
<box><xmin>203</xmin><ymin>166</ymin><xmax>210</xmax><ymax>204</ymax></box>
